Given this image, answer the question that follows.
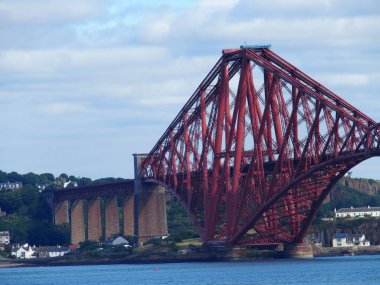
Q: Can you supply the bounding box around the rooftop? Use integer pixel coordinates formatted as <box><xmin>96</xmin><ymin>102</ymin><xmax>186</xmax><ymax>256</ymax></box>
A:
<box><xmin>333</xmin><ymin>233</ymin><xmax>348</xmax><ymax>239</ymax></box>
<box><xmin>0</xmin><ymin>231</ymin><xmax>10</xmax><ymax>236</ymax></box>
<box><xmin>336</xmin><ymin>206</ymin><xmax>380</xmax><ymax>213</ymax></box>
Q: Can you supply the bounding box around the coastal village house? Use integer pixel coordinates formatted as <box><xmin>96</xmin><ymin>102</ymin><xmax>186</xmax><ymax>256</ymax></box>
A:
<box><xmin>0</xmin><ymin>181</ymin><xmax>23</xmax><ymax>191</ymax></box>
<box><xmin>335</xmin><ymin>206</ymin><xmax>380</xmax><ymax>218</ymax></box>
<box><xmin>11</xmin><ymin>243</ymin><xmax>36</xmax><ymax>259</ymax></box>
<box><xmin>332</xmin><ymin>233</ymin><xmax>370</xmax><ymax>247</ymax></box>
<box><xmin>0</xmin><ymin>231</ymin><xmax>10</xmax><ymax>244</ymax></box>
<box><xmin>11</xmin><ymin>244</ymin><xmax>69</xmax><ymax>258</ymax></box>
<box><xmin>105</xmin><ymin>236</ymin><xmax>130</xmax><ymax>247</ymax></box>
<box><xmin>35</xmin><ymin>246</ymin><xmax>69</xmax><ymax>258</ymax></box>
<box><xmin>0</xmin><ymin>231</ymin><xmax>10</xmax><ymax>250</ymax></box>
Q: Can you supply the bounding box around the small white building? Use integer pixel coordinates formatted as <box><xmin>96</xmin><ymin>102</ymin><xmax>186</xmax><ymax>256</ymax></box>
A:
<box><xmin>0</xmin><ymin>231</ymin><xmax>10</xmax><ymax>250</ymax></box>
<box><xmin>0</xmin><ymin>231</ymin><xmax>10</xmax><ymax>244</ymax></box>
<box><xmin>63</xmin><ymin>181</ymin><xmax>78</xmax><ymax>188</ymax></box>
<box><xmin>36</xmin><ymin>246</ymin><xmax>69</xmax><ymax>258</ymax></box>
<box><xmin>0</xmin><ymin>181</ymin><xmax>23</xmax><ymax>191</ymax></box>
<box><xmin>335</xmin><ymin>206</ymin><xmax>380</xmax><ymax>218</ymax></box>
<box><xmin>332</xmin><ymin>233</ymin><xmax>370</xmax><ymax>247</ymax></box>
<box><xmin>105</xmin><ymin>236</ymin><xmax>130</xmax><ymax>247</ymax></box>
<box><xmin>11</xmin><ymin>243</ymin><xmax>36</xmax><ymax>259</ymax></box>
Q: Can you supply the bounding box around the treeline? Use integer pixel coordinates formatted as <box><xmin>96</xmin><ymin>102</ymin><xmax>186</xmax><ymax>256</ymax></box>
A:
<box><xmin>0</xmin><ymin>184</ymin><xmax>70</xmax><ymax>245</ymax></box>
<box><xmin>0</xmin><ymin>170</ymin><xmax>125</xmax><ymax>189</ymax></box>
<box><xmin>316</xmin><ymin>179</ymin><xmax>380</xmax><ymax>218</ymax></box>
<box><xmin>0</xmin><ymin>170</ymin><xmax>125</xmax><ymax>246</ymax></box>
<box><xmin>166</xmin><ymin>198</ymin><xmax>198</xmax><ymax>242</ymax></box>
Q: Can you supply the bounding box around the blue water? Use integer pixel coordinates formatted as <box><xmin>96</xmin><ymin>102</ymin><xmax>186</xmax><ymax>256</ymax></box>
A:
<box><xmin>1</xmin><ymin>255</ymin><xmax>380</xmax><ymax>284</ymax></box>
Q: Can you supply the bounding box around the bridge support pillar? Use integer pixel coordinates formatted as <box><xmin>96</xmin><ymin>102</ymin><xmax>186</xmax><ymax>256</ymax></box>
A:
<box><xmin>87</xmin><ymin>198</ymin><xmax>102</xmax><ymax>241</ymax></box>
<box><xmin>54</xmin><ymin>201</ymin><xmax>69</xmax><ymax>224</ymax></box>
<box><xmin>134</xmin><ymin>154</ymin><xmax>168</xmax><ymax>245</ymax></box>
<box><xmin>70</xmin><ymin>200</ymin><xmax>85</xmax><ymax>245</ymax></box>
<box><xmin>283</xmin><ymin>243</ymin><xmax>314</xmax><ymax>259</ymax></box>
<box><xmin>105</xmin><ymin>196</ymin><xmax>120</xmax><ymax>239</ymax></box>
<box><xmin>137</xmin><ymin>183</ymin><xmax>168</xmax><ymax>244</ymax></box>
<box><xmin>123</xmin><ymin>195</ymin><xmax>134</xmax><ymax>236</ymax></box>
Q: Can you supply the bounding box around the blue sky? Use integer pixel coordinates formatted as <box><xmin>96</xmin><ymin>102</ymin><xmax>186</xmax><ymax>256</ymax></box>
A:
<box><xmin>1</xmin><ymin>0</ymin><xmax>380</xmax><ymax>179</ymax></box>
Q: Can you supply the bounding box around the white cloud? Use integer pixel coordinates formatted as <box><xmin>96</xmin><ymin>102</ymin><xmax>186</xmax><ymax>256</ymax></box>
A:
<box><xmin>0</xmin><ymin>47</ymin><xmax>168</xmax><ymax>73</ymax></box>
<box><xmin>0</xmin><ymin>0</ymin><xmax>104</xmax><ymax>23</ymax></box>
<box><xmin>314</xmin><ymin>73</ymin><xmax>370</xmax><ymax>88</ymax></box>
<box><xmin>0</xmin><ymin>0</ymin><xmax>380</xmax><ymax>179</ymax></box>
<box><xmin>41</xmin><ymin>103</ymin><xmax>89</xmax><ymax>115</ymax></box>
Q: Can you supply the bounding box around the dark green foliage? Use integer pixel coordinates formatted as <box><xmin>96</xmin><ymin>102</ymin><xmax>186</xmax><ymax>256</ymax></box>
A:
<box><xmin>22</xmin><ymin>172</ymin><xmax>40</xmax><ymax>186</ymax></box>
<box><xmin>78</xmin><ymin>240</ymin><xmax>100</xmax><ymax>252</ymax></box>
<box><xmin>76</xmin><ymin>177</ymin><xmax>92</xmax><ymax>186</ymax></box>
<box><xmin>166</xmin><ymin>198</ymin><xmax>198</xmax><ymax>242</ymax></box>
<box><xmin>0</xmin><ymin>178</ymin><xmax>70</xmax><ymax>245</ymax></box>
<box><xmin>40</xmin><ymin>173</ymin><xmax>55</xmax><ymax>183</ymax></box>
<box><xmin>0</xmin><ymin>170</ymin><xmax>104</xmax><ymax>246</ymax></box>
<box><xmin>27</xmin><ymin>221</ymin><xmax>70</xmax><ymax>245</ymax></box>
<box><xmin>59</xmin><ymin>173</ymin><xmax>69</xmax><ymax>180</ymax></box>
<box><xmin>6</xmin><ymin>171</ymin><xmax>23</xmax><ymax>183</ymax></box>
<box><xmin>316</xmin><ymin>186</ymin><xmax>380</xmax><ymax>218</ymax></box>
<box><xmin>0</xmin><ymin>190</ymin><xmax>23</xmax><ymax>213</ymax></box>
<box><xmin>0</xmin><ymin>214</ymin><xmax>29</xmax><ymax>243</ymax></box>
<box><xmin>0</xmin><ymin>171</ymin><xmax>7</xmax><ymax>183</ymax></box>
<box><xmin>92</xmin><ymin>177</ymin><xmax>124</xmax><ymax>185</ymax></box>
<box><xmin>68</xmin><ymin>175</ymin><xmax>77</xmax><ymax>182</ymax></box>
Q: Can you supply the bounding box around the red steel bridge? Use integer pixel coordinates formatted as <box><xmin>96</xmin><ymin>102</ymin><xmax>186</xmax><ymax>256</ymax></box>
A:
<box><xmin>140</xmin><ymin>45</ymin><xmax>380</xmax><ymax>246</ymax></box>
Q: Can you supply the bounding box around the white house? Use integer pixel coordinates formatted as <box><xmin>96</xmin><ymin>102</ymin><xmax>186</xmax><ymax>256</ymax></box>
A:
<box><xmin>63</xmin><ymin>181</ymin><xmax>78</xmax><ymax>188</ymax></box>
<box><xmin>0</xmin><ymin>181</ymin><xmax>23</xmax><ymax>191</ymax></box>
<box><xmin>11</xmin><ymin>243</ymin><xmax>36</xmax><ymax>259</ymax></box>
<box><xmin>105</xmin><ymin>236</ymin><xmax>130</xmax><ymax>247</ymax></box>
<box><xmin>335</xmin><ymin>206</ymin><xmax>380</xmax><ymax>218</ymax></box>
<box><xmin>332</xmin><ymin>233</ymin><xmax>370</xmax><ymax>247</ymax></box>
<box><xmin>0</xmin><ymin>231</ymin><xmax>10</xmax><ymax>244</ymax></box>
<box><xmin>0</xmin><ymin>231</ymin><xmax>10</xmax><ymax>250</ymax></box>
<box><xmin>35</xmin><ymin>246</ymin><xmax>69</xmax><ymax>258</ymax></box>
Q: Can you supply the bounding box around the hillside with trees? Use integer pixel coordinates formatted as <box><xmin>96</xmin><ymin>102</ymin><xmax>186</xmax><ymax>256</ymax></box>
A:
<box><xmin>0</xmin><ymin>170</ymin><xmax>123</xmax><ymax>246</ymax></box>
<box><xmin>1</xmin><ymin>169</ymin><xmax>380</xmax><ymax>246</ymax></box>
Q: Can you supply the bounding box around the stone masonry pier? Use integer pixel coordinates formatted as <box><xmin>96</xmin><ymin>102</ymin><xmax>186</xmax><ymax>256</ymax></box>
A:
<box><xmin>45</xmin><ymin>155</ymin><xmax>168</xmax><ymax>245</ymax></box>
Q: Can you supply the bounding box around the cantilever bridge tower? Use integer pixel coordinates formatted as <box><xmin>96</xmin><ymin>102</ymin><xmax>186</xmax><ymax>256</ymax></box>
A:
<box><xmin>141</xmin><ymin>45</ymin><xmax>380</xmax><ymax>246</ymax></box>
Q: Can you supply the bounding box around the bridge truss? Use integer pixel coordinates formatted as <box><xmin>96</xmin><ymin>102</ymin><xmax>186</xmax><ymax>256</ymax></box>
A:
<box><xmin>141</xmin><ymin>47</ymin><xmax>380</xmax><ymax>246</ymax></box>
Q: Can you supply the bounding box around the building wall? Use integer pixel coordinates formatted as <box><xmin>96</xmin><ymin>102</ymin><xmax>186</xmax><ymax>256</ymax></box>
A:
<box><xmin>0</xmin><ymin>232</ymin><xmax>10</xmax><ymax>244</ymax></box>
<box><xmin>336</xmin><ymin>210</ymin><xmax>380</xmax><ymax>218</ymax></box>
<box><xmin>332</xmin><ymin>238</ymin><xmax>348</xmax><ymax>247</ymax></box>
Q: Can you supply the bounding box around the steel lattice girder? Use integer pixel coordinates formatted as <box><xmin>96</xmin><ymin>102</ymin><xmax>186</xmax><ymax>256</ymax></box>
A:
<box><xmin>141</xmin><ymin>47</ymin><xmax>380</xmax><ymax>246</ymax></box>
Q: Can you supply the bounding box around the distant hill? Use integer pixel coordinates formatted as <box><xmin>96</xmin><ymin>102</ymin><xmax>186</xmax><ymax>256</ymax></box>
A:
<box><xmin>1</xmin><ymin>169</ymin><xmax>380</xmax><ymax>247</ymax></box>
<box><xmin>318</xmin><ymin>177</ymin><xmax>380</xmax><ymax>218</ymax></box>
<box><xmin>311</xmin><ymin>177</ymin><xmax>380</xmax><ymax>245</ymax></box>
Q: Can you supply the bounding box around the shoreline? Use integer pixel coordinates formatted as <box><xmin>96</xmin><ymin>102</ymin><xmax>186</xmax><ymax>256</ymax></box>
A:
<box><xmin>2</xmin><ymin>245</ymin><xmax>380</xmax><ymax>268</ymax></box>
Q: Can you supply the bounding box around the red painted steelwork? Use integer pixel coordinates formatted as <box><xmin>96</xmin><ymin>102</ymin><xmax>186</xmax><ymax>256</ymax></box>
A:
<box><xmin>141</xmin><ymin>47</ymin><xmax>380</xmax><ymax>246</ymax></box>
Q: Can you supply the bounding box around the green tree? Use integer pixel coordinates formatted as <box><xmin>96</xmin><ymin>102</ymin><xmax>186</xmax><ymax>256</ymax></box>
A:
<box><xmin>59</xmin><ymin>173</ymin><xmax>69</xmax><ymax>180</ymax></box>
<box><xmin>40</xmin><ymin>173</ymin><xmax>55</xmax><ymax>183</ymax></box>
<box><xmin>77</xmin><ymin>177</ymin><xmax>92</xmax><ymax>186</ymax></box>
<box><xmin>0</xmin><ymin>214</ymin><xmax>29</xmax><ymax>244</ymax></box>
<box><xmin>0</xmin><ymin>170</ymin><xmax>7</xmax><ymax>183</ymax></box>
<box><xmin>0</xmin><ymin>190</ymin><xmax>23</xmax><ymax>213</ymax></box>
<box><xmin>68</xmin><ymin>175</ymin><xmax>77</xmax><ymax>182</ymax></box>
<box><xmin>7</xmin><ymin>171</ymin><xmax>23</xmax><ymax>183</ymax></box>
<box><xmin>22</xmin><ymin>172</ymin><xmax>40</xmax><ymax>186</ymax></box>
<box><xmin>78</xmin><ymin>240</ymin><xmax>100</xmax><ymax>252</ymax></box>
<box><xmin>167</xmin><ymin>198</ymin><xmax>198</xmax><ymax>242</ymax></box>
